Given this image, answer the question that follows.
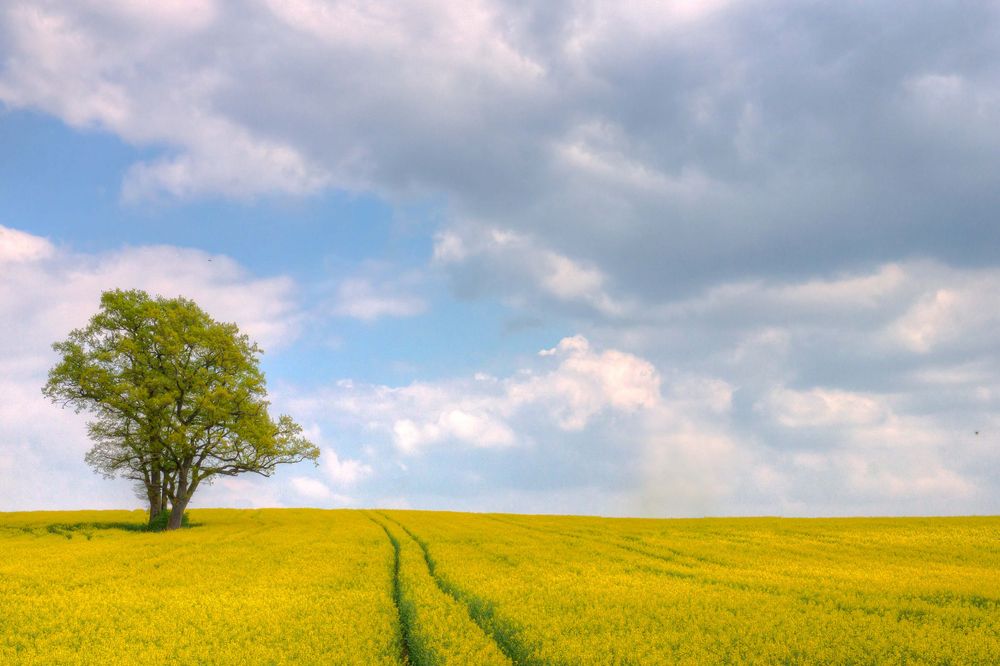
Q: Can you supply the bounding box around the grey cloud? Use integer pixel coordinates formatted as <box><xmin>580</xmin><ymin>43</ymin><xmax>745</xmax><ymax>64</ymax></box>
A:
<box><xmin>4</xmin><ymin>1</ymin><xmax>998</xmax><ymax>298</ymax></box>
<box><xmin>438</xmin><ymin>1</ymin><xmax>1000</xmax><ymax>298</ymax></box>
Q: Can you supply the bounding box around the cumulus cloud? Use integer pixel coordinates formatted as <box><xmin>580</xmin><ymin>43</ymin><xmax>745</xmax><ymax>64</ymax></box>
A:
<box><xmin>291</xmin><ymin>334</ymin><xmax>660</xmax><ymax>455</ymax></box>
<box><xmin>283</xmin><ymin>335</ymin><xmax>762</xmax><ymax>515</ymax></box>
<box><xmin>321</xmin><ymin>449</ymin><xmax>373</xmax><ymax>486</ymax></box>
<box><xmin>3</xmin><ymin>230</ymin><xmax>996</xmax><ymax>514</ymax></box>
<box><xmin>522</xmin><ymin>335</ymin><xmax>661</xmax><ymax>428</ymax></box>
<box><xmin>391</xmin><ymin>412</ymin><xmax>516</xmax><ymax>455</ymax></box>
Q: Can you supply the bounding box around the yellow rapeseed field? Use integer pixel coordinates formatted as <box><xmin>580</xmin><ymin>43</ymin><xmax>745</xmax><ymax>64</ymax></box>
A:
<box><xmin>1</xmin><ymin>509</ymin><xmax>401</xmax><ymax>664</ymax></box>
<box><xmin>2</xmin><ymin>509</ymin><xmax>997</xmax><ymax>664</ymax></box>
<box><xmin>385</xmin><ymin>511</ymin><xmax>1000</xmax><ymax>665</ymax></box>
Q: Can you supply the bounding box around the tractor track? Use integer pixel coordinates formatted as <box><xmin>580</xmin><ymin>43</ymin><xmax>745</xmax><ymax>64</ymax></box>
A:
<box><xmin>367</xmin><ymin>514</ymin><xmax>413</xmax><ymax>666</ymax></box>
<box><xmin>376</xmin><ymin>511</ymin><xmax>531</xmax><ymax>666</ymax></box>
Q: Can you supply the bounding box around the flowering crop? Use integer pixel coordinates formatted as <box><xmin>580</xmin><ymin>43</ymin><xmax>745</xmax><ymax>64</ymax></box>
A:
<box><xmin>0</xmin><ymin>509</ymin><xmax>401</xmax><ymax>664</ymax></box>
<box><xmin>2</xmin><ymin>509</ymin><xmax>996</xmax><ymax>664</ymax></box>
<box><xmin>386</xmin><ymin>511</ymin><xmax>1000</xmax><ymax>665</ymax></box>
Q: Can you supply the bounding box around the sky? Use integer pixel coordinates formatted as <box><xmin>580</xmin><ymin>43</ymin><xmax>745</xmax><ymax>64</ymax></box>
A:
<box><xmin>1</xmin><ymin>0</ymin><xmax>998</xmax><ymax>517</ymax></box>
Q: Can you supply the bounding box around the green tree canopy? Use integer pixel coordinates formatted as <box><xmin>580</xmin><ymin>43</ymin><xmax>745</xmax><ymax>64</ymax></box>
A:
<box><xmin>43</xmin><ymin>289</ymin><xmax>319</xmax><ymax>529</ymax></box>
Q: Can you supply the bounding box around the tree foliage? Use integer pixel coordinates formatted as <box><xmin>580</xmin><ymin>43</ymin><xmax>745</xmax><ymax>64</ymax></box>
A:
<box><xmin>43</xmin><ymin>289</ymin><xmax>319</xmax><ymax>529</ymax></box>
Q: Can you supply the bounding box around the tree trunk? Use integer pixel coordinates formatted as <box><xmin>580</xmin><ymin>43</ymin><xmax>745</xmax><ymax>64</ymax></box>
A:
<box><xmin>147</xmin><ymin>490</ymin><xmax>162</xmax><ymax>525</ymax></box>
<box><xmin>147</xmin><ymin>463</ymin><xmax>163</xmax><ymax>526</ymax></box>
<box><xmin>160</xmin><ymin>484</ymin><xmax>169</xmax><ymax>520</ymax></box>
<box><xmin>166</xmin><ymin>465</ymin><xmax>195</xmax><ymax>531</ymax></box>
<box><xmin>166</xmin><ymin>495</ymin><xmax>190</xmax><ymax>530</ymax></box>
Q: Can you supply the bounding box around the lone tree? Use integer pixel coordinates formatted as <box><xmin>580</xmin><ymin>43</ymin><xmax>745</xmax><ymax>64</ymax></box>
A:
<box><xmin>43</xmin><ymin>289</ymin><xmax>319</xmax><ymax>530</ymax></box>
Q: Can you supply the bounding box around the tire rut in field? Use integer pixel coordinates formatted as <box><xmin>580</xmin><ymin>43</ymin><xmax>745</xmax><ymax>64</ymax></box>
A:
<box><xmin>367</xmin><ymin>514</ymin><xmax>413</xmax><ymax>666</ymax></box>
<box><xmin>377</xmin><ymin>512</ymin><xmax>533</xmax><ymax>666</ymax></box>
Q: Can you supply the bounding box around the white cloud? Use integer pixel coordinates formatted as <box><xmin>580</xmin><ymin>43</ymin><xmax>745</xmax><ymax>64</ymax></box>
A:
<box><xmin>289</xmin><ymin>476</ymin><xmax>355</xmax><ymax>504</ymax></box>
<box><xmin>291</xmin><ymin>476</ymin><xmax>333</xmax><ymax>500</ymax></box>
<box><xmin>601</xmin><ymin>260</ymin><xmax>1000</xmax><ymax>370</ymax></box>
<box><xmin>516</xmin><ymin>335</ymin><xmax>660</xmax><ymax>429</ymax></box>
<box><xmin>0</xmin><ymin>0</ymin><xmax>546</xmax><ymax>202</ymax></box>
<box><xmin>751</xmin><ymin>384</ymin><xmax>979</xmax><ymax>507</ymax></box>
<box><xmin>892</xmin><ymin>288</ymin><xmax>960</xmax><ymax>353</ymax></box>
<box><xmin>585</xmin><ymin>260</ymin><xmax>1000</xmax><ymax>512</ymax></box>
<box><xmin>652</xmin><ymin>262</ymin><xmax>914</xmax><ymax>326</ymax></box>
<box><xmin>290</xmin><ymin>477</ymin><xmax>330</xmax><ymax>500</ymax></box>
<box><xmin>760</xmin><ymin>387</ymin><xmax>887</xmax><ymax>429</ymax></box>
<box><xmin>772</xmin><ymin>264</ymin><xmax>908</xmax><ymax>311</ymax></box>
<box><xmin>891</xmin><ymin>286</ymin><xmax>997</xmax><ymax>354</ymax></box>
<box><xmin>903</xmin><ymin>71</ymin><xmax>1000</xmax><ymax>151</ymax></box>
<box><xmin>0</xmin><ymin>233</ymin><xmax>300</xmax><ymax>357</ymax></box>
<box><xmin>120</xmin><ymin>123</ymin><xmax>331</xmax><ymax>202</ymax></box>
<box><xmin>292</xmin><ymin>335</ymin><xmax>660</xmax><ymax>455</ymax></box>
<box><xmin>321</xmin><ymin>449</ymin><xmax>373</xmax><ymax>486</ymax></box>
<box><xmin>331</xmin><ymin>277</ymin><xmax>426</xmax><ymax>322</ymax></box>
<box><xmin>284</xmin><ymin>335</ymin><xmax>756</xmax><ymax>514</ymax></box>
<box><xmin>638</xmin><ymin>422</ymin><xmax>746</xmax><ymax>516</ymax></box>
<box><xmin>205</xmin><ymin>467</ymin><xmax>356</xmax><ymax>508</ymax></box>
<box><xmin>432</xmin><ymin>231</ymin><xmax>467</xmax><ymax>263</ymax></box>
<box><xmin>0</xmin><ymin>224</ymin><xmax>55</xmax><ymax>263</ymax></box>
<box><xmin>391</xmin><ymin>409</ymin><xmax>516</xmax><ymax>454</ymax></box>
<box><xmin>542</xmin><ymin>254</ymin><xmax>614</xmax><ymax>311</ymax></box>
